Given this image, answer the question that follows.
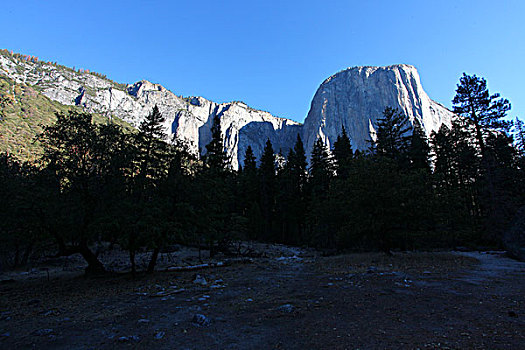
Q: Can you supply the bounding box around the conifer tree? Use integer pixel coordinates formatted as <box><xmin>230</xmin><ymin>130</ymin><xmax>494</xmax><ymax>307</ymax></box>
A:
<box><xmin>374</xmin><ymin>107</ymin><xmax>411</xmax><ymax>165</ymax></box>
<box><xmin>310</xmin><ymin>137</ymin><xmax>332</xmax><ymax>197</ymax></box>
<box><xmin>243</xmin><ymin>146</ymin><xmax>257</xmax><ymax>175</ymax></box>
<box><xmin>204</xmin><ymin>115</ymin><xmax>229</xmax><ymax>171</ymax></box>
<box><xmin>259</xmin><ymin>139</ymin><xmax>276</xmax><ymax>240</ymax></box>
<box><xmin>408</xmin><ymin>118</ymin><xmax>431</xmax><ymax>172</ymax></box>
<box><xmin>452</xmin><ymin>73</ymin><xmax>512</xmax><ymax>240</ymax></box>
<box><xmin>452</xmin><ymin>73</ymin><xmax>511</xmax><ymax>155</ymax></box>
<box><xmin>333</xmin><ymin>126</ymin><xmax>353</xmax><ymax>179</ymax></box>
<box><xmin>307</xmin><ymin>137</ymin><xmax>335</xmax><ymax>247</ymax></box>
<box><xmin>239</xmin><ymin>145</ymin><xmax>261</xmax><ymax>240</ymax></box>
<box><xmin>288</xmin><ymin>134</ymin><xmax>308</xmax><ymax>189</ymax></box>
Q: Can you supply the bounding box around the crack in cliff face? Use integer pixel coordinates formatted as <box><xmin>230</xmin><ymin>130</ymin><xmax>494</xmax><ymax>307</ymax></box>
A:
<box><xmin>74</xmin><ymin>87</ymin><xmax>85</xmax><ymax>106</ymax></box>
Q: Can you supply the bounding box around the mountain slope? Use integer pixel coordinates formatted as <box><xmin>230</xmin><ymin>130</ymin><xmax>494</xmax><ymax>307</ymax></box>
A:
<box><xmin>1</xmin><ymin>50</ymin><xmax>454</xmax><ymax>168</ymax></box>
<box><xmin>0</xmin><ymin>75</ymin><xmax>131</xmax><ymax>162</ymax></box>
<box><xmin>0</xmin><ymin>50</ymin><xmax>299</xmax><ymax>169</ymax></box>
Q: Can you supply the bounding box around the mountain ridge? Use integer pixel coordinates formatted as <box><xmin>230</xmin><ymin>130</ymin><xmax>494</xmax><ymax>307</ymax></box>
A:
<box><xmin>0</xmin><ymin>49</ymin><xmax>454</xmax><ymax>168</ymax></box>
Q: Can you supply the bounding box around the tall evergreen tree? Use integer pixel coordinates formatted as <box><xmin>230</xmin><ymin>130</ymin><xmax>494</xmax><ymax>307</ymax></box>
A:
<box><xmin>309</xmin><ymin>137</ymin><xmax>332</xmax><ymax>197</ymax></box>
<box><xmin>243</xmin><ymin>146</ymin><xmax>257</xmax><ymax>175</ymax></box>
<box><xmin>238</xmin><ymin>145</ymin><xmax>261</xmax><ymax>240</ymax></box>
<box><xmin>452</xmin><ymin>73</ymin><xmax>511</xmax><ymax>155</ymax></box>
<box><xmin>408</xmin><ymin>118</ymin><xmax>431</xmax><ymax>172</ymax></box>
<box><xmin>333</xmin><ymin>126</ymin><xmax>353</xmax><ymax>179</ymax></box>
<box><xmin>452</xmin><ymin>73</ymin><xmax>512</xmax><ymax>241</ymax></box>
<box><xmin>204</xmin><ymin>115</ymin><xmax>229</xmax><ymax>171</ymax></box>
<box><xmin>373</xmin><ymin>107</ymin><xmax>411</xmax><ymax>165</ymax></box>
<box><xmin>136</xmin><ymin>104</ymin><xmax>168</xmax><ymax>183</ymax></box>
<box><xmin>431</xmin><ymin>121</ymin><xmax>481</xmax><ymax>242</ymax></box>
<box><xmin>307</xmin><ymin>137</ymin><xmax>334</xmax><ymax>247</ymax></box>
<box><xmin>259</xmin><ymin>139</ymin><xmax>276</xmax><ymax>240</ymax></box>
<box><xmin>289</xmin><ymin>134</ymin><xmax>308</xmax><ymax>190</ymax></box>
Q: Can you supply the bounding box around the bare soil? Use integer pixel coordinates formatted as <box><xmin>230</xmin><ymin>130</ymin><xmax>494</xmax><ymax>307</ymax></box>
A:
<box><xmin>0</xmin><ymin>248</ymin><xmax>524</xmax><ymax>349</ymax></box>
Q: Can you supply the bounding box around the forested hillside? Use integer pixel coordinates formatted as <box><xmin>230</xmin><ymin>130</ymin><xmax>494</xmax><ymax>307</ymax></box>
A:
<box><xmin>0</xmin><ymin>75</ymin><xmax>131</xmax><ymax>162</ymax></box>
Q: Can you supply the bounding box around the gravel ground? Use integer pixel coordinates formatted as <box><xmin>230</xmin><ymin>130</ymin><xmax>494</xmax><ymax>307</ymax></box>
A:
<box><xmin>0</xmin><ymin>249</ymin><xmax>524</xmax><ymax>349</ymax></box>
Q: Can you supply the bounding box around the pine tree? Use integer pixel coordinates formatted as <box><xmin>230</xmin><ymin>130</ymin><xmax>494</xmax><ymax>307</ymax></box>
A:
<box><xmin>332</xmin><ymin>126</ymin><xmax>353</xmax><ymax>179</ymax></box>
<box><xmin>239</xmin><ymin>145</ymin><xmax>260</xmax><ymax>240</ymax></box>
<box><xmin>136</xmin><ymin>104</ymin><xmax>169</xmax><ymax>184</ymax></box>
<box><xmin>204</xmin><ymin>115</ymin><xmax>229</xmax><ymax>171</ymax></box>
<box><xmin>408</xmin><ymin>118</ymin><xmax>431</xmax><ymax>172</ymax></box>
<box><xmin>309</xmin><ymin>137</ymin><xmax>332</xmax><ymax>197</ymax></box>
<box><xmin>431</xmin><ymin>121</ymin><xmax>481</xmax><ymax>242</ymax></box>
<box><xmin>452</xmin><ymin>73</ymin><xmax>511</xmax><ymax>155</ymax></box>
<box><xmin>258</xmin><ymin>139</ymin><xmax>276</xmax><ymax>240</ymax></box>
<box><xmin>132</xmin><ymin>105</ymin><xmax>171</xmax><ymax>275</ymax></box>
<box><xmin>243</xmin><ymin>146</ymin><xmax>257</xmax><ymax>175</ymax></box>
<box><xmin>288</xmin><ymin>134</ymin><xmax>308</xmax><ymax>190</ymax></box>
<box><xmin>453</xmin><ymin>73</ymin><xmax>512</xmax><ymax>241</ymax></box>
<box><xmin>307</xmin><ymin>137</ymin><xmax>335</xmax><ymax>247</ymax></box>
<box><xmin>374</xmin><ymin>107</ymin><xmax>411</xmax><ymax>165</ymax></box>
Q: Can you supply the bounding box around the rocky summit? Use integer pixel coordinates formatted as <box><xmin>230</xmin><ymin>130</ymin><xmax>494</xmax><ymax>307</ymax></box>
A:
<box><xmin>301</xmin><ymin>64</ymin><xmax>454</xmax><ymax>159</ymax></box>
<box><xmin>0</xmin><ymin>51</ymin><xmax>454</xmax><ymax>168</ymax></box>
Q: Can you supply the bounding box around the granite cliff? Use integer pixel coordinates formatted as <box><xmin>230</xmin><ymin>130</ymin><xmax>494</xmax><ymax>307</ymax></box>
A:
<box><xmin>1</xmin><ymin>51</ymin><xmax>454</xmax><ymax>168</ymax></box>
<box><xmin>301</xmin><ymin>64</ymin><xmax>454</xmax><ymax>158</ymax></box>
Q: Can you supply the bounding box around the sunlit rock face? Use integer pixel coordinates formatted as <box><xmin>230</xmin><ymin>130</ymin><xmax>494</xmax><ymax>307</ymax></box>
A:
<box><xmin>1</xmin><ymin>53</ymin><xmax>453</xmax><ymax>169</ymax></box>
<box><xmin>301</xmin><ymin>64</ymin><xmax>454</xmax><ymax>158</ymax></box>
<box><xmin>172</xmin><ymin>98</ymin><xmax>300</xmax><ymax>169</ymax></box>
<box><xmin>0</xmin><ymin>54</ymin><xmax>300</xmax><ymax>169</ymax></box>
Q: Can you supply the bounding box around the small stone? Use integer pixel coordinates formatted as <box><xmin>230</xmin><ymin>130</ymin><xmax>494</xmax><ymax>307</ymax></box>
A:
<box><xmin>138</xmin><ymin>319</ymin><xmax>150</xmax><ymax>323</ymax></box>
<box><xmin>193</xmin><ymin>274</ymin><xmax>207</xmax><ymax>286</ymax></box>
<box><xmin>35</xmin><ymin>329</ymin><xmax>54</xmax><ymax>336</ymax></box>
<box><xmin>276</xmin><ymin>304</ymin><xmax>295</xmax><ymax>313</ymax></box>
<box><xmin>118</xmin><ymin>335</ymin><xmax>140</xmax><ymax>342</ymax></box>
<box><xmin>154</xmin><ymin>331</ymin><xmax>165</xmax><ymax>339</ymax></box>
<box><xmin>192</xmin><ymin>314</ymin><xmax>211</xmax><ymax>327</ymax></box>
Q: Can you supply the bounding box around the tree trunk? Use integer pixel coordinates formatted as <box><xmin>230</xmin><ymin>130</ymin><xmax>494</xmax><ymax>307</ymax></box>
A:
<box><xmin>21</xmin><ymin>244</ymin><xmax>32</xmax><ymax>266</ymax></box>
<box><xmin>147</xmin><ymin>247</ymin><xmax>160</xmax><ymax>274</ymax></box>
<box><xmin>14</xmin><ymin>244</ymin><xmax>20</xmax><ymax>268</ymax></box>
<box><xmin>79</xmin><ymin>244</ymin><xmax>106</xmax><ymax>276</ymax></box>
<box><xmin>130</xmin><ymin>249</ymin><xmax>136</xmax><ymax>277</ymax></box>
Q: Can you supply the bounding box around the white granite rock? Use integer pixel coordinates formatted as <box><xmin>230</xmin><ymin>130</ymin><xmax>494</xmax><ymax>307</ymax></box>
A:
<box><xmin>1</xmin><ymin>54</ymin><xmax>454</xmax><ymax>169</ymax></box>
<box><xmin>301</xmin><ymin>64</ymin><xmax>454</xmax><ymax>158</ymax></box>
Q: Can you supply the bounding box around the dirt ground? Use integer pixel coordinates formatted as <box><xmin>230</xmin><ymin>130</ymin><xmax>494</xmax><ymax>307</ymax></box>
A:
<box><xmin>0</xmin><ymin>247</ymin><xmax>524</xmax><ymax>349</ymax></box>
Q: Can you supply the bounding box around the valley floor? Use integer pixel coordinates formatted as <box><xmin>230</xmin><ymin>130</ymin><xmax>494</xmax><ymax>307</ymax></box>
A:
<box><xmin>0</xmin><ymin>248</ymin><xmax>524</xmax><ymax>349</ymax></box>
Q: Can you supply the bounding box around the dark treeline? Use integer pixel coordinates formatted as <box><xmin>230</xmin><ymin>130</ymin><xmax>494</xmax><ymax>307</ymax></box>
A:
<box><xmin>1</xmin><ymin>74</ymin><xmax>524</xmax><ymax>274</ymax></box>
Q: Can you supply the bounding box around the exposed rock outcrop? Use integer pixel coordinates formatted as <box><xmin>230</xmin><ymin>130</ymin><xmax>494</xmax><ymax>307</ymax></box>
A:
<box><xmin>301</xmin><ymin>64</ymin><xmax>454</xmax><ymax>158</ymax></box>
<box><xmin>0</xmin><ymin>52</ymin><xmax>299</xmax><ymax>169</ymax></box>
<box><xmin>1</xmin><ymin>52</ymin><xmax>454</xmax><ymax>169</ymax></box>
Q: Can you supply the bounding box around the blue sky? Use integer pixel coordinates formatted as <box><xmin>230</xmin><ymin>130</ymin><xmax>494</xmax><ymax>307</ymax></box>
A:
<box><xmin>1</xmin><ymin>0</ymin><xmax>524</xmax><ymax>123</ymax></box>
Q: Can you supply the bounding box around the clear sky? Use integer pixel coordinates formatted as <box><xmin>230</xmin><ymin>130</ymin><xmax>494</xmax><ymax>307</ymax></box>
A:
<box><xmin>1</xmin><ymin>0</ymin><xmax>524</xmax><ymax>123</ymax></box>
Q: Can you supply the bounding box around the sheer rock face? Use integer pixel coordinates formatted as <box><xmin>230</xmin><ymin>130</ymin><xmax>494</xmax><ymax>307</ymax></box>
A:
<box><xmin>1</xmin><ymin>53</ymin><xmax>453</xmax><ymax>169</ymax></box>
<box><xmin>302</xmin><ymin>64</ymin><xmax>454</xmax><ymax>157</ymax></box>
<box><xmin>0</xmin><ymin>54</ymin><xmax>299</xmax><ymax>169</ymax></box>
